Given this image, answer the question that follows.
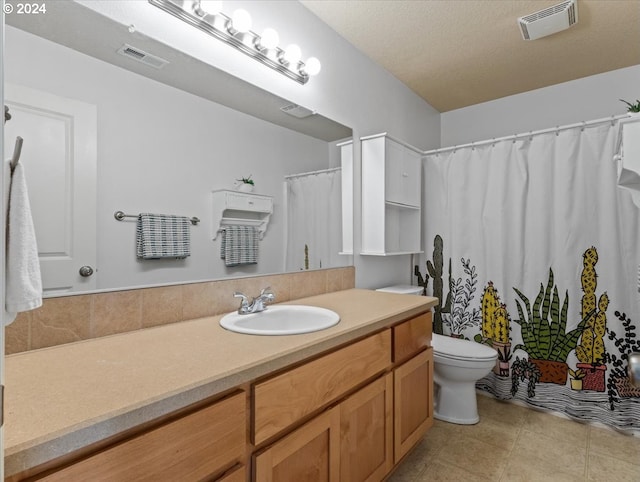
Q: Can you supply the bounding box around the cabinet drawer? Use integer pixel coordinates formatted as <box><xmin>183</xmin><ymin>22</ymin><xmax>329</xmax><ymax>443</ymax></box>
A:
<box><xmin>253</xmin><ymin>330</ymin><xmax>392</xmax><ymax>445</ymax></box>
<box><xmin>393</xmin><ymin>312</ymin><xmax>432</xmax><ymax>363</ymax></box>
<box><xmin>226</xmin><ymin>192</ymin><xmax>272</xmax><ymax>212</ymax></box>
<box><xmin>41</xmin><ymin>391</ymin><xmax>246</xmax><ymax>482</ymax></box>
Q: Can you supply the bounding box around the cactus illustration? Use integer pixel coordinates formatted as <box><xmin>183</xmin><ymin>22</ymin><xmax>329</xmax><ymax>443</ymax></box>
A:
<box><xmin>494</xmin><ymin>304</ymin><xmax>511</xmax><ymax>344</ymax></box>
<box><xmin>481</xmin><ymin>282</ymin><xmax>501</xmax><ymax>340</ymax></box>
<box><xmin>478</xmin><ymin>282</ymin><xmax>511</xmax><ymax>344</ymax></box>
<box><xmin>476</xmin><ymin>282</ymin><xmax>511</xmax><ymax>377</ymax></box>
<box><xmin>576</xmin><ymin>247</ymin><xmax>607</xmax><ymax>365</ymax></box>
<box><xmin>426</xmin><ymin>235</ymin><xmax>452</xmax><ymax>335</ymax></box>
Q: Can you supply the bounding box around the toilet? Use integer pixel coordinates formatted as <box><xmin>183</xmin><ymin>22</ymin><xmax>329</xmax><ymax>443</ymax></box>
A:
<box><xmin>376</xmin><ymin>285</ymin><xmax>498</xmax><ymax>425</ymax></box>
<box><xmin>431</xmin><ymin>333</ymin><xmax>497</xmax><ymax>424</ymax></box>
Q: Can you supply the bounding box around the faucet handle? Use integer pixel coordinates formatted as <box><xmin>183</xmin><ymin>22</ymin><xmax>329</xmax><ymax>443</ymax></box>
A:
<box><xmin>259</xmin><ymin>286</ymin><xmax>275</xmax><ymax>302</ymax></box>
<box><xmin>234</xmin><ymin>291</ymin><xmax>250</xmax><ymax>313</ymax></box>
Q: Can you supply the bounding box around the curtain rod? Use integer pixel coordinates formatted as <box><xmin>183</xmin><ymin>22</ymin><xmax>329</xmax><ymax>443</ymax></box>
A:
<box><xmin>284</xmin><ymin>166</ymin><xmax>341</xmax><ymax>180</ymax></box>
<box><xmin>423</xmin><ymin>113</ymin><xmax>632</xmax><ymax>156</ymax></box>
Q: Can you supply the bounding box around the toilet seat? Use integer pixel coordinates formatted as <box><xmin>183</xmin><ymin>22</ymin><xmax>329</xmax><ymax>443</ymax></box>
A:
<box><xmin>432</xmin><ymin>333</ymin><xmax>498</xmax><ymax>362</ymax></box>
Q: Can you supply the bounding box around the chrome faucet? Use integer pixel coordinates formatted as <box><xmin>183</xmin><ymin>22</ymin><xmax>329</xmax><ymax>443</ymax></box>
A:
<box><xmin>234</xmin><ymin>287</ymin><xmax>275</xmax><ymax>314</ymax></box>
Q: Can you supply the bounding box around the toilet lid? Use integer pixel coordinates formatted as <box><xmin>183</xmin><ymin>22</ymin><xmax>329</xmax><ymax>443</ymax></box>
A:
<box><xmin>432</xmin><ymin>333</ymin><xmax>498</xmax><ymax>361</ymax></box>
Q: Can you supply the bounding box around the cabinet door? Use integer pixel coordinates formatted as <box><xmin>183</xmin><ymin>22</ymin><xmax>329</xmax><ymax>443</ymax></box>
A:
<box><xmin>401</xmin><ymin>148</ymin><xmax>422</xmax><ymax>207</ymax></box>
<box><xmin>385</xmin><ymin>139</ymin><xmax>406</xmax><ymax>205</ymax></box>
<box><xmin>394</xmin><ymin>349</ymin><xmax>433</xmax><ymax>463</ymax></box>
<box><xmin>340</xmin><ymin>373</ymin><xmax>393</xmax><ymax>482</ymax></box>
<box><xmin>385</xmin><ymin>139</ymin><xmax>421</xmax><ymax>207</ymax></box>
<box><xmin>254</xmin><ymin>407</ymin><xmax>340</xmax><ymax>482</ymax></box>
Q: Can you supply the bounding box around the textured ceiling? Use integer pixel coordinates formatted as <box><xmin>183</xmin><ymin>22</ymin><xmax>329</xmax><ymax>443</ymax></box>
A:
<box><xmin>300</xmin><ymin>0</ymin><xmax>640</xmax><ymax>112</ymax></box>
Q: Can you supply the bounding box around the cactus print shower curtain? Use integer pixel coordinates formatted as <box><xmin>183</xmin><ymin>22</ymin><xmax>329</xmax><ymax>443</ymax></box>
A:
<box><xmin>421</xmin><ymin>121</ymin><xmax>640</xmax><ymax>432</ymax></box>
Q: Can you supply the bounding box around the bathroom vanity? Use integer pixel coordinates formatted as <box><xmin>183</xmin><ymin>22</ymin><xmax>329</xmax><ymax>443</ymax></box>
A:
<box><xmin>4</xmin><ymin>289</ymin><xmax>436</xmax><ymax>481</ymax></box>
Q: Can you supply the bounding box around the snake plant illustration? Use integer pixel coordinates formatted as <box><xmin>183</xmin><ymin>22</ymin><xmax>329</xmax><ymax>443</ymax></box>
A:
<box><xmin>475</xmin><ymin>281</ymin><xmax>511</xmax><ymax>376</ymax></box>
<box><xmin>425</xmin><ymin>235</ymin><xmax>452</xmax><ymax>335</ymax></box>
<box><xmin>575</xmin><ymin>247</ymin><xmax>608</xmax><ymax>391</ymax></box>
<box><xmin>512</xmin><ymin>268</ymin><xmax>592</xmax><ymax>385</ymax></box>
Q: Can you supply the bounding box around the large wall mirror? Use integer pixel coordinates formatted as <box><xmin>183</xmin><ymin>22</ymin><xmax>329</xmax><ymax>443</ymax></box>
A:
<box><xmin>4</xmin><ymin>1</ymin><xmax>353</xmax><ymax>296</ymax></box>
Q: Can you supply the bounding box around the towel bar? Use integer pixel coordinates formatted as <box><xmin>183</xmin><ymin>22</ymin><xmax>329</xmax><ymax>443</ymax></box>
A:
<box><xmin>114</xmin><ymin>210</ymin><xmax>200</xmax><ymax>225</ymax></box>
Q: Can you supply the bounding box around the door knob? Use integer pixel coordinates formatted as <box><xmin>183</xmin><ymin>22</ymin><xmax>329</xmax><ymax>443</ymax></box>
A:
<box><xmin>79</xmin><ymin>266</ymin><xmax>94</xmax><ymax>277</ymax></box>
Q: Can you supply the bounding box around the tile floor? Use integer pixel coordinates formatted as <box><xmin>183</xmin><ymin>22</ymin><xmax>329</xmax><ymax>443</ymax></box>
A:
<box><xmin>389</xmin><ymin>394</ymin><xmax>640</xmax><ymax>481</ymax></box>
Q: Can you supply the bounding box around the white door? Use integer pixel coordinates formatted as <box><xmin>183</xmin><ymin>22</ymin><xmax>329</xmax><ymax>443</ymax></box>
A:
<box><xmin>4</xmin><ymin>84</ymin><xmax>97</xmax><ymax>294</ymax></box>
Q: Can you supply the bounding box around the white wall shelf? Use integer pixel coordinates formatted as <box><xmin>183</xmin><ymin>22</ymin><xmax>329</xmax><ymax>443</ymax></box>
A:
<box><xmin>361</xmin><ymin>133</ymin><xmax>423</xmax><ymax>256</ymax></box>
<box><xmin>211</xmin><ymin>190</ymin><xmax>273</xmax><ymax>240</ymax></box>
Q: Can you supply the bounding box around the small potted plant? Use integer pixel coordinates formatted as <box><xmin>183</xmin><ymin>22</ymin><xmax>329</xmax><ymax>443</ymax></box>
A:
<box><xmin>569</xmin><ymin>368</ymin><xmax>585</xmax><ymax>391</ymax></box>
<box><xmin>620</xmin><ymin>99</ymin><xmax>640</xmax><ymax>113</ymax></box>
<box><xmin>235</xmin><ymin>175</ymin><xmax>255</xmax><ymax>193</ymax></box>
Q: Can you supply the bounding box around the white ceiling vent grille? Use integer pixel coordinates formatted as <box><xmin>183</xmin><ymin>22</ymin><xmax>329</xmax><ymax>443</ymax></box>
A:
<box><xmin>117</xmin><ymin>44</ymin><xmax>169</xmax><ymax>69</ymax></box>
<box><xmin>518</xmin><ymin>0</ymin><xmax>578</xmax><ymax>41</ymax></box>
<box><xmin>280</xmin><ymin>104</ymin><xmax>316</xmax><ymax>119</ymax></box>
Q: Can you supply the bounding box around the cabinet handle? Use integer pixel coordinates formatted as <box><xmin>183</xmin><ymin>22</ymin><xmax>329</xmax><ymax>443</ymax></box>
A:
<box><xmin>402</xmin><ymin>172</ymin><xmax>409</xmax><ymax>177</ymax></box>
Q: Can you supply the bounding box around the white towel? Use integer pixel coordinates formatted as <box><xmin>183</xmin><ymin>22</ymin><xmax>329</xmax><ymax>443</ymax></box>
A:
<box><xmin>5</xmin><ymin>161</ymin><xmax>43</xmax><ymax>324</ymax></box>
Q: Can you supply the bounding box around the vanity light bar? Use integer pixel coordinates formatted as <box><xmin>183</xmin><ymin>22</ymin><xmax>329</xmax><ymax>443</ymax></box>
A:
<box><xmin>148</xmin><ymin>0</ymin><xmax>317</xmax><ymax>84</ymax></box>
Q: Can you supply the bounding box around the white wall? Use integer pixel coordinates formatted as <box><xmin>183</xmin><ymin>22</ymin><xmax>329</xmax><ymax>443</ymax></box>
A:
<box><xmin>441</xmin><ymin>65</ymin><xmax>640</xmax><ymax>146</ymax></box>
<box><xmin>76</xmin><ymin>0</ymin><xmax>442</xmax><ymax>290</ymax></box>
<box><xmin>5</xmin><ymin>26</ymin><xmax>331</xmax><ymax>290</ymax></box>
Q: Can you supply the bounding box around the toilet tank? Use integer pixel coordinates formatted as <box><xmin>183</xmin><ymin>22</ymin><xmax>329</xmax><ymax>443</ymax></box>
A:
<box><xmin>376</xmin><ymin>285</ymin><xmax>423</xmax><ymax>296</ymax></box>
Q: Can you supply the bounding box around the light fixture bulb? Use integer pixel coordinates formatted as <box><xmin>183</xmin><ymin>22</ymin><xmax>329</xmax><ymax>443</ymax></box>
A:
<box><xmin>260</xmin><ymin>28</ymin><xmax>279</xmax><ymax>50</ymax></box>
<box><xmin>198</xmin><ymin>0</ymin><xmax>222</xmax><ymax>16</ymax></box>
<box><xmin>283</xmin><ymin>44</ymin><xmax>302</xmax><ymax>65</ymax></box>
<box><xmin>231</xmin><ymin>9</ymin><xmax>252</xmax><ymax>33</ymax></box>
<box><xmin>305</xmin><ymin>57</ymin><xmax>321</xmax><ymax>76</ymax></box>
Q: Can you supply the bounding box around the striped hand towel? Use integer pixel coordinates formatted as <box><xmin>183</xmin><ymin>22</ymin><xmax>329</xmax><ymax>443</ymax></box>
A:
<box><xmin>220</xmin><ymin>225</ymin><xmax>259</xmax><ymax>266</ymax></box>
<box><xmin>136</xmin><ymin>213</ymin><xmax>191</xmax><ymax>259</ymax></box>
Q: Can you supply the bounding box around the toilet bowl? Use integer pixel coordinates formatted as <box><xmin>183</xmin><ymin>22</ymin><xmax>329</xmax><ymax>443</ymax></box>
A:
<box><xmin>431</xmin><ymin>333</ymin><xmax>498</xmax><ymax>425</ymax></box>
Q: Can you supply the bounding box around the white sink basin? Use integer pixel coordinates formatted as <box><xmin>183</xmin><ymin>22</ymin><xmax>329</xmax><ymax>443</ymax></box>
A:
<box><xmin>219</xmin><ymin>305</ymin><xmax>340</xmax><ymax>335</ymax></box>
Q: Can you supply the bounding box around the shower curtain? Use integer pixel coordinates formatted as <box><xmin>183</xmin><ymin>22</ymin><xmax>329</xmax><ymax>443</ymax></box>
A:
<box><xmin>421</xmin><ymin>121</ymin><xmax>640</xmax><ymax>432</ymax></box>
<box><xmin>284</xmin><ymin>169</ymin><xmax>347</xmax><ymax>271</ymax></box>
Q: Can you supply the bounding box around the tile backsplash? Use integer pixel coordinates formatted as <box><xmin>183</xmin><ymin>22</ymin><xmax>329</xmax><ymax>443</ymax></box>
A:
<box><xmin>6</xmin><ymin>267</ymin><xmax>355</xmax><ymax>355</ymax></box>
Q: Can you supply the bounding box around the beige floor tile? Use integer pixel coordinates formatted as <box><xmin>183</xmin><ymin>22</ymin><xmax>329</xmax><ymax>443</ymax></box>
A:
<box><xmin>478</xmin><ymin>395</ymin><xmax>530</xmax><ymax>427</ymax></box>
<box><xmin>438</xmin><ymin>432</ymin><xmax>510</xmax><ymax>479</ymax></box>
<box><xmin>391</xmin><ymin>396</ymin><xmax>638</xmax><ymax>482</ymax></box>
<box><xmin>501</xmin><ymin>454</ymin><xmax>586</xmax><ymax>482</ymax></box>
<box><xmin>589</xmin><ymin>425</ymin><xmax>640</xmax><ymax>467</ymax></box>
<box><xmin>418</xmin><ymin>460</ymin><xmax>494</xmax><ymax>481</ymax></box>
<box><xmin>588</xmin><ymin>452</ymin><xmax>640</xmax><ymax>481</ymax></box>
<box><xmin>522</xmin><ymin>409</ymin><xmax>589</xmax><ymax>448</ymax></box>
<box><xmin>451</xmin><ymin>416</ymin><xmax>522</xmax><ymax>451</ymax></box>
<box><xmin>511</xmin><ymin>429</ymin><xmax>587</xmax><ymax>474</ymax></box>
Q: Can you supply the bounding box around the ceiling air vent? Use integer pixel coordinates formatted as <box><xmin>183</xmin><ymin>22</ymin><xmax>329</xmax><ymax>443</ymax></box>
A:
<box><xmin>117</xmin><ymin>44</ymin><xmax>169</xmax><ymax>69</ymax></box>
<box><xmin>518</xmin><ymin>0</ymin><xmax>578</xmax><ymax>41</ymax></box>
<box><xmin>280</xmin><ymin>104</ymin><xmax>316</xmax><ymax>119</ymax></box>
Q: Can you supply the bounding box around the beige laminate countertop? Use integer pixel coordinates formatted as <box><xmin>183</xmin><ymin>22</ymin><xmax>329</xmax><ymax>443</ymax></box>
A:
<box><xmin>4</xmin><ymin>288</ymin><xmax>436</xmax><ymax>477</ymax></box>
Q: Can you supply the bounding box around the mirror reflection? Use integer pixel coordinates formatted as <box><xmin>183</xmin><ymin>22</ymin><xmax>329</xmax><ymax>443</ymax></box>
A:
<box><xmin>4</xmin><ymin>1</ymin><xmax>352</xmax><ymax>296</ymax></box>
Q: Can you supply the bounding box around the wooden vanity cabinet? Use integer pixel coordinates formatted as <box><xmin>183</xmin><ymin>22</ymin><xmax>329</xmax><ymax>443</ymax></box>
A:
<box><xmin>392</xmin><ymin>311</ymin><xmax>434</xmax><ymax>463</ymax></box>
<box><xmin>37</xmin><ymin>391</ymin><xmax>247</xmax><ymax>482</ymax></box>
<box><xmin>19</xmin><ymin>310</ymin><xmax>433</xmax><ymax>482</ymax></box>
<box><xmin>254</xmin><ymin>312</ymin><xmax>433</xmax><ymax>481</ymax></box>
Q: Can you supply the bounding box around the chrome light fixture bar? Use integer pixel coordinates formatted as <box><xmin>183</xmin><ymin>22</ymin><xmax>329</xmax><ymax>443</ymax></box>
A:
<box><xmin>148</xmin><ymin>0</ymin><xmax>320</xmax><ymax>84</ymax></box>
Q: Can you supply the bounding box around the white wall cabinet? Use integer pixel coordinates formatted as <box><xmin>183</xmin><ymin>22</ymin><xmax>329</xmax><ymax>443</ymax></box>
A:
<box><xmin>361</xmin><ymin>133</ymin><xmax>422</xmax><ymax>255</ymax></box>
